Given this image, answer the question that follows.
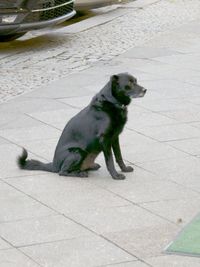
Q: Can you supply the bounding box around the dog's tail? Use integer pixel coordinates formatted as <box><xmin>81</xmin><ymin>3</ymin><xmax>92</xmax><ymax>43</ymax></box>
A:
<box><xmin>17</xmin><ymin>148</ymin><xmax>54</xmax><ymax>172</ymax></box>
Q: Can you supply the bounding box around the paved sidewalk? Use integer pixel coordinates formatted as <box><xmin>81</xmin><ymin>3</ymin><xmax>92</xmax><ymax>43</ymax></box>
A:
<box><xmin>1</xmin><ymin>14</ymin><xmax>200</xmax><ymax>267</ymax></box>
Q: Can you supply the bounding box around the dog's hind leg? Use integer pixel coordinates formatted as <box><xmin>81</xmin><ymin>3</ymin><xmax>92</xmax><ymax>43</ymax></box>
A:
<box><xmin>87</xmin><ymin>163</ymin><xmax>101</xmax><ymax>171</ymax></box>
<box><xmin>58</xmin><ymin>149</ymin><xmax>88</xmax><ymax>178</ymax></box>
<box><xmin>59</xmin><ymin>170</ymin><xmax>88</xmax><ymax>177</ymax></box>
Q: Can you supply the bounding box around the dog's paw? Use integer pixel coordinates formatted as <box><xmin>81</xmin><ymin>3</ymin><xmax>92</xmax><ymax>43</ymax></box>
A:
<box><xmin>89</xmin><ymin>163</ymin><xmax>101</xmax><ymax>171</ymax></box>
<box><xmin>122</xmin><ymin>166</ymin><xmax>134</xmax><ymax>172</ymax></box>
<box><xmin>113</xmin><ymin>173</ymin><xmax>126</xmax><ymax>180</ymax></box>
<box><xmin>78</xmin><ymin>171</ymin><xmax>89</xmax><ymax>178</ymax></box>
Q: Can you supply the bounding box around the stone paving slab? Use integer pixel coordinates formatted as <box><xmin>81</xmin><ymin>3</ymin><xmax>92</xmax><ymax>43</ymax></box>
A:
<box><xmin>104</xmin><ymin>261</ymin><xmax>150</xmax><ymax>267</ymax></box>
<box><xmin>0</xmin><ymin>189</ymin><xmax>56</xmax><ymax>223</ymax></box>
<box><xmin>133</xmin><ymin>97</ymin><xmax>200</xmax><ymax>113</ymax></box>
<box><xmin>0</xmin><ymin>125</ymin><xmax>61</xmax><ymax>145</ymax></box>
<box><xmin>89</xmin><ymin>172</ymin><xmax>200</xmax><ymax>203</ymax></box>
<box><xmin>20</xmin><ymin>235</ymin><xmax>135</xmax><ymax>267</ymax></box>
<box><xmin>160</xmin><ymin>109</ymin><xmax>200</xmax><ymax>123</ymax></box>
<box><xmin>5</xmin><ymin>174</ymin><xmax>131</xmax><ymax>214</ymax></box>
<box><xmin>162</xmin><ymin>169</ymin><xmax>200</xmax><ymax>194</ymax></box>
<box><xmin>14</xmin><ymin>138</ymin><xmax>57</xmax><ymax>162</ymax></box>
<box><xmin>0</xmin><ymin>214</ymin><xmax>92</xmax><ymax>247</ymax></box>
<box><xmin>0</xmin><ymin>137</ymin><xmax>8</xmax><ymax>145</ymax></box>
<box><xmin>0</xmin><ymin>144</ymin><xmax>47</xmax><ymax>179</ymax></box>
<box><xmin>124</xmin><ymin>141</ymin><xmax>185</xmax><ymax>163</ymax></box>
<box><xmin>0</xmin><ymin>97</ymin><xmax>71</xmax><ymax>114</ymax></box>
<box><xmin>129</xmin><ymin>123</ymin><xmax>200</xmax><ymax>142</ymax></box>
<box><xmin>28</xmin><ymin>108</ymin><xmax>81</xmax><ymax>127</ymax></box>
<box><xmin>146</xmin><ymin>255</ymin><xmax>200</xmax><ymax>267</ymax></box>
<box><xmin>0</xmin><ymin>114</ymin><xmax>47</xmax><ymax>130</ymax></box>
<box><xmin>141</xmin><ymin>198</ymin><xmax>200</xmax><ymax>226</ymax></box>
<box><xmin>0</xmin><ymin>238</ymin><xmax>11</xmax><ymax>250</ymax></box>
<box><xmin>0</xmin><ymin>249</ymin><xmax>40</xmax><ymax>267</ymax></box>
<box><xmin>137</xmin><ymin>156</ymin><xmax>200</xmax><ymax>176</ymax></box>
<box><xmin>66</xmin><ymin>205</ymin><xmax>173</xmax><ymax>234</ymax></box>
<box><xmin>120</xmin><ymin>46</ymin><xmax>182</xmax><ymax>59</ymax></box>
<box><xmin>104</xmin><ymin>223</ymin><xmax>178</xmax><ymax>259</ymax></box>
<box><xmin>191</xmin><ymin>122</ymin><xmax>200</xmax><ymax>130</ymax></box>
<box><xmin>166</xmin><ymin>138</ymin><xmax>200</xmax><ymax>156</ymax></box>
<box><xmin>1</xmin><ymin>3</ymin><xmax>200</xmax><ymax>267</ymax></box>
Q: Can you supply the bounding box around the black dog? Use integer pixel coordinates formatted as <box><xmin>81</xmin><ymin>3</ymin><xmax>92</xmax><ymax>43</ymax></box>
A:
<box><xmin>18</xmin><ymin>73</ymin><xmax>146</xmax><ymax>180</ymax></box>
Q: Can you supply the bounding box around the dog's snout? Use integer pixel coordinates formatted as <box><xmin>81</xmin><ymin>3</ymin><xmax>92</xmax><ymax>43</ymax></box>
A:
<box><xmin>142</xmin><ymin>88</ymin><xmax>147</xmax><ymax>94</ymax></box>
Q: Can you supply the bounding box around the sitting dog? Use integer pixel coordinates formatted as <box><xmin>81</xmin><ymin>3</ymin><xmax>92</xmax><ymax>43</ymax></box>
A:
<box><xmin>17</xmin><ymin>73</ymin><xmax>146</xmax><ymax>180</ymax></box>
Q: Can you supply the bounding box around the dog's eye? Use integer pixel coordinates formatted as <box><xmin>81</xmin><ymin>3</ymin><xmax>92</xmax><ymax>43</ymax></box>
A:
<box><xmin>129</xmin><ymin>79</ymin><xmax>137</xmax><ymax>85</ymax></box>
<box><xmin>128</xmin><ymin>80</ymin><xmax>133</xmax><ymax>86</ymax></box>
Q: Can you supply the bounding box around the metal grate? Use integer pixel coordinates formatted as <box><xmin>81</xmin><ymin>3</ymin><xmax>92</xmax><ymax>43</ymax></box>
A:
<box><xmin>32</xmin><ymin>0</ymin><xmax>71</xmax><ymax>10</ymax></box>
<box><xmin>24</xmin><ymin>1</ymin><xmax>73</xmax><ymax>23</ymax></box>
<box><xmin>55</xmin><ymin>0</ymin><xmax>69</xmax><ymax>5</ymax></box>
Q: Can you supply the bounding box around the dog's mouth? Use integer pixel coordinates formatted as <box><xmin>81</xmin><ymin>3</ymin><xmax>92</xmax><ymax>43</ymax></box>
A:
<box><xmin>138</xmin><ymin>88</ymin><xmax>147</xmax><ymax>97</ymax></box>
<box><xmin>131</xmin><ymin>88</ymin><xmax>147</xmax><ymax>98</ymax></box>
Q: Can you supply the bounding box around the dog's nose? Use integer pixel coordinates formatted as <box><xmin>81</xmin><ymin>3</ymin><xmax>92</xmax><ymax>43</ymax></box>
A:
<box><xmin>142</xmin><ymin>88</ymin><xmax>147</xmax><ymax>94</ymax></box>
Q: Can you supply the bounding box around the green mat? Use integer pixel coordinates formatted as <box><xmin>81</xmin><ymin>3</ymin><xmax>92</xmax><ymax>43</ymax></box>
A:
<box><xmin>165</xmin><ymin>213</ymin><xmax>200</xmax><ymax>257</ymax></box>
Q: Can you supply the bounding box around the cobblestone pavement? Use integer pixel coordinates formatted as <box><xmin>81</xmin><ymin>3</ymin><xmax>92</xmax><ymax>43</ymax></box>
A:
<box><xmin>1</xmin><ymin>0</ymin><xmax>200</xmax><ymax>103</ymax></box>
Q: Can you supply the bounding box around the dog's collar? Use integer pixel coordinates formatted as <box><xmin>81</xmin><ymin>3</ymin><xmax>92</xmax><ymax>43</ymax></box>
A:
<box><xmin>101</xmin><ymin>94</ymin><xmax>127</xmax><ymax>110</ymax></box>
<box><xmin>115</xmin><ymin>103</ymin><xmax>127</xmax><ymax>110</ymax></box>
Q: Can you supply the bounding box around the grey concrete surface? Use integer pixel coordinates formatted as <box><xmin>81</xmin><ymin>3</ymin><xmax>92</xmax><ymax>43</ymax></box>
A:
<box><xmin>1</xmin><ymin>0</ymin><xmax>200</xmax><ymax>266</ymax></box>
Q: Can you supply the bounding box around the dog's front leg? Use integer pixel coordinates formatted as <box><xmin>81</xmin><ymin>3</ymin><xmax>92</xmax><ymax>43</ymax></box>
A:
<box><xmin>112</xmin><ymin>137</ymin><xmax>134</xmax><ymax>172</ymax></box>
<box><xmin>102</xmin><ymin>140</ymin><xmax>125</xmax><ymax>180</ymax></box>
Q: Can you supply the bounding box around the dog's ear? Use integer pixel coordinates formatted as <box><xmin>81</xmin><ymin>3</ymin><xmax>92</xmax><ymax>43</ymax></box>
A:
<box><xmin>111</xmin><ymin>75</ymin><xmax>119</xmax><ymax>85</ymax></box>
<box><xmin>110</xmin><ymin>75</ymin><xmax>119</xmax><ymax>88</ymax></box>
<box><xmin>111</xmin><ymin>75</ymin><xmax>120</xmax><ymax>99</ymax></box>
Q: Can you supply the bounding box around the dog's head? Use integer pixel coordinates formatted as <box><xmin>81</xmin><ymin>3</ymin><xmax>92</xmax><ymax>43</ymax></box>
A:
<box><xmin>111</xmin><ymin>73</ymin><xmax>147</xmax><ymax>106</ymax></box>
